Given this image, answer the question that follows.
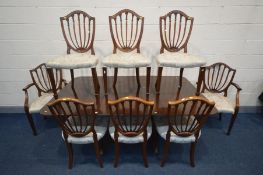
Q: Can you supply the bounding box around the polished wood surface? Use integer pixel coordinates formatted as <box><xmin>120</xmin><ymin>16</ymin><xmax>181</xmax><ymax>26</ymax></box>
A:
<box><xmin>41</xmin><ymin>76</ymin><xmax>217</xmax><ymax>116</ymax></box>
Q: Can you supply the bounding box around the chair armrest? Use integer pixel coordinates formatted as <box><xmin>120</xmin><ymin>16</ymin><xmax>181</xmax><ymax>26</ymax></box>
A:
<box><xmin>22</xmin><ymin>83</ymin><xmax>35</xmax><ymax>112</ymax></box>
<box><xmin>22</xmin><ymin>83</ymin><xmax>35</xmax><ymax>92</ymax></box>
<box><xmin>231</xmin><ymin>82</ymin><xmax>242</xmax><ymax>91</ymax></box>
<box><xmin>230</xmin><ymin>82</ymin><xmax>242</xmax><ymax>110</ymax></box>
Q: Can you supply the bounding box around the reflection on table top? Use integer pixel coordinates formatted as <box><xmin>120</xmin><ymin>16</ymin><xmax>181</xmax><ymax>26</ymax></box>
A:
<box><xmin>40</xmin><ymin>76</ymin><xmax>217</xmax><ymax>116</ymax></box>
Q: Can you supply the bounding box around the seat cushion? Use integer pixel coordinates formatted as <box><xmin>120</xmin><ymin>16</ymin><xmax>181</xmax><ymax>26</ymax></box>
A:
<box><xmin>46</xmin><ymin>53</ymin><xmax>98</xmax><ymax>69</ymax></box>
<box><xmin>202</xmin><ymin>92</ymin><xmax>235</xmax><ymax>114</ymax></box>
<box><xmin>156</xmin><ymin>52</ymin><xmax>206</xmax><ymax>68</ymax></box>
<box><xmin>29</xmin><ymin>93</ymin><xmax>53</xmax><ymax>113</ymax></box>
<box><xmin>109</xmin><ymin>125</ymin><xmax>152</xmax><ymax>144</ymax></box>
<box><xmin>101</xmin><ymin>52</ymin><xmax>151</xmax><ymax>68</ymax></box>
<box><xmin>156</xmin><ymin>125</ymin><xmax>201</xmax><ymax>144</ymax></box>
<box><xmin>62</xmin><ymin>126</ymin><xmax>107</xmax><ymax>144</ymax></box>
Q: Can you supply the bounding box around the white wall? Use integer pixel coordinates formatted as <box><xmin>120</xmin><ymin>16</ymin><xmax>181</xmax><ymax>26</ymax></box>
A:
<box><xmin>0</xmin><ymin>0</ymin><xmax>262</xmax><ymax>106</ymax></box>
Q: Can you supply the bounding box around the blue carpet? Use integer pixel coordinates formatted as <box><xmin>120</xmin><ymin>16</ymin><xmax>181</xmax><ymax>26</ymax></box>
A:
<box><xmin>0</xmin><ymin>113</ymin><xmax>262</xmax><ymax>175</ymax></box>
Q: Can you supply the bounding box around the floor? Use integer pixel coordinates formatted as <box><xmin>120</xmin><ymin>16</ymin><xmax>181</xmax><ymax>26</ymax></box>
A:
<box><xmin>0</xmin><ymin>113</ymin><xmax>262</xmax><ymax>175</ymax></box>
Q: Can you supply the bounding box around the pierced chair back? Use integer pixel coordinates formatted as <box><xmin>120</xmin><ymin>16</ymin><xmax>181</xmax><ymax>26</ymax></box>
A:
<box><xmin>167</xmin><ymin>96</ymin><xmax>215</xmax><ymax>137</ymax></box>
<box><xmin>60</xmin><ymin>10</ymin><xmax>96</xmax><ymax>54</ymax></box>
<box><xmin>48</xmin><ymin>98</ymin><xmax>97</xmax><ymax>138</ymax></box>
<box><xmin>108</xmin><ymin>96</ymin><xmax>154</xmax><ymax>137</ymax></box>
<box><xmin>160</xmin><ymin>10</ymin><xmax>194</xmax><ymax>53</ymax></box>
<box><xmin>109</xmin><ymin>9</ymin><xmax>144</xmax><ymax>53</ymax></box>
<box><xmin>30</xmin><ymin>63</ymin><xmax>63</xmax><ymax>96</ymax></box>
<box><xmin>200</xmin><ymin>63</ymin><xmax>236</xmax><ymax>95</ymax></box>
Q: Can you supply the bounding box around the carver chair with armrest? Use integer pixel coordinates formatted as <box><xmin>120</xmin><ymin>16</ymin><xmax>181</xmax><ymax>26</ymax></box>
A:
<box><xmin>23</xmin><ymin>63</ymin><xmax>66</xmax><ymax>135</ymax></box>
<box><xmin>108</xmin><ymin>96</ymin><xmax>154</xmax><ymax>167</ymax></box>
<box><xmin>156</xmin><ymin>96</ymin><xmax>215</xmax><ymax>167</ymax></box>
<box><xmin>196</xmin><ymin>62</ymin><xmax>242</xmax><ymax>135</ymax></box>
<box><xmin>47</xmin><ymin>98</ymin><xmax>106</xmax><ymax>169</ymax></box>
<box><xmin>102</xmin><ymin>9</ymin><xmax>151</xmax><ymax>95</ymax></box>
<box><xmin>155</xmin><ymin>10</ymin><xmax>206</xmax><ymax>93</ymax></box>
<box><xmin>46</xmin><ymin>10</ymin><xmax>100</xmax><ymax>97</ymax></box>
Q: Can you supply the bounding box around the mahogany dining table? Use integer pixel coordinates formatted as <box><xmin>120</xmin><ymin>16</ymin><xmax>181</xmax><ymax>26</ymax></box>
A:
<box><xmin>40</xmin><ymin>76</ymin><xmax>217</xmax><ymax>116</ymax></box>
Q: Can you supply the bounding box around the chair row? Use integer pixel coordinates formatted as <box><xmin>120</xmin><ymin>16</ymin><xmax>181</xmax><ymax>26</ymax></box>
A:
<box><xmin>47</xmin><ymin>95</ymin><xmax>215</xmax><ymax>169</ymax></box>
<box><xmin>23</xmin><ymin>62</ymin><xmax>242</xmax><ymax>137</ymax></box>
<box><xmin>45</xmin><ymin>9</ymin><xmax>206</xmax><ymax>97</ymax></box>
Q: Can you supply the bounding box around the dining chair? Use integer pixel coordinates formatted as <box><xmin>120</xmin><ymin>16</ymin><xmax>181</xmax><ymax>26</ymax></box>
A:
<box><xmin>155</xmin><ymin>10</ymin><xmax>206</xmax><ymax>93</ymax></box>
<box><xmin>102</xmin><ymin>9</ymin><xmax>151</xmax><ymax>95</ymax></box>
<box><xmin>46</xmin><ymin>10</ymin><xmax>100</xmax><ymax>97</ymax></box>
<box><xmin>156</xmin><ymin>96</ymin><xmax>214</xmax><ymax>167</ymax></box>
<box><xmin>22</xmin><ymin>63</ymin><xmax>66</xmax><ymax>135</ymax></box>
<box><xmin>108</xmin><ymin>96</ymin><xmax>154</xmax><ymax>167</ymax></box>
<box><xmin>196</xmin><ymin>62</ymin><xmax>242</xmax><ymax>135</ymax></box>
<box><xmin>47</xmin><ymin>98</ymin><xmax>106</xmax><ymax>169</ymax></box>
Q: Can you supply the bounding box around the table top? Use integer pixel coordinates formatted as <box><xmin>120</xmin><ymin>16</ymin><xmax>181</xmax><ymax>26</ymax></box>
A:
<box><xmin>40</xmin><ymin>76</ymin><xmax>217</xmax><ymax>116</ymax></box>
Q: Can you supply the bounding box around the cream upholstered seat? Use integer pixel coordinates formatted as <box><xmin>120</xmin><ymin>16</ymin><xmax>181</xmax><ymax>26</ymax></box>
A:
<box><xmin>155</xmin><ymin>10</ymin><xmax>205</xmax><ymax>93</ymax></box>
<box><xmin>102</xmin><ymin>9</ymin><xmax>151</xmax><ymax>95</ymax></box>
<box><xmin>29</xmin><ymin>93</ymin><xmax>53</xmax><ymax>113</ymax></box>
<box><xmin>156</xmin><ymin>52</ymin><xmax>206</xmax><ymax>68</ymax></box>
<box><xmin>62</xmin><ymin>126</ymin><xmax>107</xmax><ymax>144</ymax></box>
<box><xmin>156</xmin><ymin>116</ymin><xmax>201</xmax><ymax>144</ymax></box>
<box><xmin>46</xmin><ymin>10</ymin><xmax>100</xmax><ymax>96</ymax></box>
<box><xmin>196</xmin><ymin>62</ymin><xmax>242</xmax><ymax>135</ymax></box>
<box><xmin>109</xmin><ymin>124</ymin><xmax>152</xmax><ymax>144</ymax></box>
<box><xmin>158</xmin><ymin>96</ymin><xmax>215</xmax><ymax>167</ymax></box>
<box><xmin>202</xmin><ymin>92</ymin><xmax>235</xmax><ymax>114</ymax></box>
<box><xmin>102</xmin><ymin>52</ymin><xmax>151</xmax><ymax>68</ymax></box>
<box><xmin>47</xmin><ymin>53</ymin><xmax>99</xmax><ymax>69</ymax></box>
<box><xmin>23</xmin><ymin>63</ymin><xmax>65</xmax><ymax>136</ymax></box>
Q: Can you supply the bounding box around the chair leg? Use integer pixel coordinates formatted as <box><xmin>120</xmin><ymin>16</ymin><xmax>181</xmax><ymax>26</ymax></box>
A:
<box><xmin>113</xmin><ymin>68</ymin><xmax>118</xmax><ymax>87</ymax></box>
<box><xmin>114</xmin><ymin>141</ymin><xmax>120</xmax><ymax>168</ymax></box>
<box><xmin>146</xmin><ymin>67</ymin><xmax>151</xmax><ymax>94</ymax></box>
<box><xmin>190</xmin><ymin>141</ymin><xmax>197</xmax><ymax>167</ymax></box>
<box><xmin>142</xmin><ymin>141</ymin><xmax>149</xmax><ymax>168</ymax></box>
<box><xmin>160</xmin><ymin>133</ymin><xmax>171</xmax><ymax>167</ymax></box>
<box><xmin>102</xmin><ymin>67</ymin><xmax>108</xmax><ymax>96</ymax></box>
<box><xmin>155</xmin><ymin>67</ymin><xmax>163</xmax><ymax>94</ymax></box>
<box><xmin>218</xmin><ymin>113</ymin><xmax>222</xmax><ymax>121</ymax></box>
<box><xmin>91</xmin><ymin>68</ymin><xmax>100</xmax><ymax>95</ymax></box>
<box><xmin>179</xmin><ymin>68</ymin><xmax>184</xmax><ymax>88</ymax></box>
<box><xmin>47</xmin><ymin>68</ymin><xmax>58</xmax><ymax>99</ymax></box>
<box><xmin>227</xmin><ymin>112</ymin><xmax>238</xmax><ymax>135</ymax></box>
<box><xmin>70</xmin><ymin>69</ymin><xmax>74</xmax><ymax>89</ymax></box>
<box><xmin>25</xmin><ymin>112</ymin><xmax>37</xmax><ymax>136</ymax></box>
<box><xmin>65</xmin><ymin>141</ymin><xmax>73</xmax><ymax>169</ymax></box>
<box><xmin>93</xmin><ymin>136</ymin><xmax>104</xmax><ymax>168</ymax></box>
<box><xmin>136</xmin><ymin>67</ymin><xmax>141</xmax><ymax>87</ymax></box>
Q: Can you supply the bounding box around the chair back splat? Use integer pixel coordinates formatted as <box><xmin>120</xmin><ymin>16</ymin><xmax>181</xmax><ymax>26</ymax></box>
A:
<box><xmin>108</xmin><ymin>96</ymin><xmax>154</xmax><ymax>137</ymax></box>
<box><xmin>60</xmin><ymin>10</ymin><xmax>96</xmax><ymax>54</ymax></box>
<box><xmin>109</xmin><ymin>9</ymin><xmax>144</xmax><ymax>53</ymax></box>
<box><xmin>160</xmin><ymin>10</ymin><xmax>194</xmax><ymax>53</ymax></box>
<box><xmin>167</xmin><ymin>96</ymin><xmax>215</xmax><ymax>138</ymax></box>
<box><xmin>30</xmin><ymin>63</ymin><xmax>63</xmax><ymax>96</ymax></box>
<box><xmin>200</xmin><ymin>62</ymin><xmax>236</xmax><ymax>95</ymax></box>
<box><xmin>48</xmin><ymin>98</ymin><xmax>96</xmax><ymax>138</ymax></box>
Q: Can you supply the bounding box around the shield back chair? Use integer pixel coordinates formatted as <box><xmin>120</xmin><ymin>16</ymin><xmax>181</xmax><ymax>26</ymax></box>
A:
<box><xmin>155</xmin><ymin>10</ymin><xmax>206</xmax><ymax>94</ymax></box>
<box><xmin>156</xmin><ymin>96</ymin><xmax>214</xmax><ymax>167</ymax></box>
<box><xmin>46</xmin><ymin>10</ymin><xmax>100</xmax><ymax>98</ymax></box>
<box><xmin>108</xmin><ymin>96</ymin><xmax>154</xmax><ymax>167</ymax></box>
<box><xmin>196</xmin><ymin>62</ymin><xmax>242</xmax><ymax>135</ymax></box>
<box><xmin>47</xmin><ymin>98</ymin><xmax>106</xmax><ymax>169</ymax></box>
<box><xmin>23</xmin><ymin>63</ymin><xmax>66</xmax><ymax>135</ymax></box>
<box><xmin>102</xmin><ymin>9</ymin><xmax>151</xmax><ymax>96</ymax></box>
